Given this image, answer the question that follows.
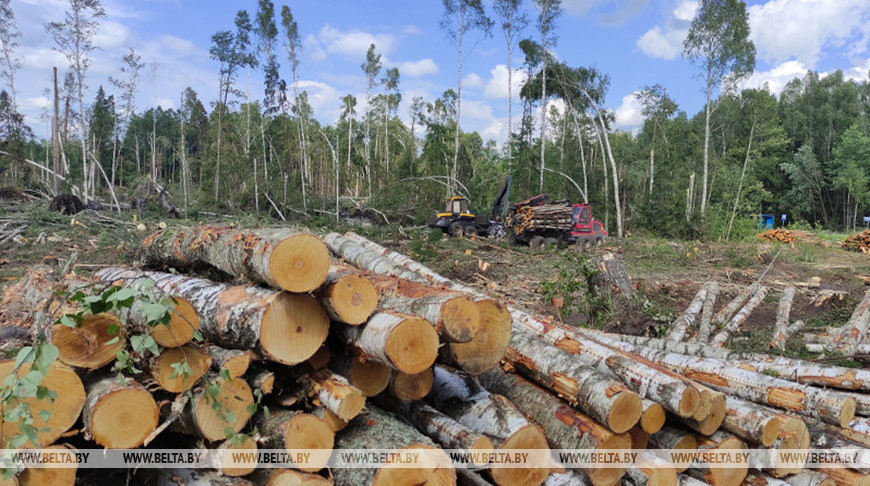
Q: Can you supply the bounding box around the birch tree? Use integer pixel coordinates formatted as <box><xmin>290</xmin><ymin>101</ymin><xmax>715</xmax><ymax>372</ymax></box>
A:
<box><xmin>382</xmin><ymin>67</ymin><xmax>400</xmax><ymax>176</ymax></box>
<box><xmin>493</xmin><ymin>0</ymin><xmax>527</xmax><ymax>167</ymax></box>
<box><xmin>361</xmin><ymin>44</ymin><xmax>382</xmax><ymax>198</ymax></box>
<box><xmin>440</xmin><ymin>0</ymin><xmax>492</xmax><ymax>192</ymax></box>
<box><xmin>108</xmin><ymin>48</ymin><xmax>144</xmax><ymax>186</ymax></box>
<box><xmin>45</xmin><ymin>0</ymin><xmax>106</xmax><ymax>202</ymax></box>
<box><xmin>281</xmin><ymin>5</ymin><xmax>309</xmax><ymax>209</ymax></box>
<box><xmin>683</xmin><ymin>0</ymin><xmax>755</xmax><ymax>216</ymax></box>
<box><xmin>533</xmin><ymin>0</ymin><xmax>561</xmax><ymax>191</ymax></box>
<box><xmin>0</xmin><ymin>0</ymin><xmax>22</xmax><ymax>110</ymax></box>
<box><xmin>255</xmin><ymin>0</ymin><xmax>281</xmax><ymax>113</ymax></box>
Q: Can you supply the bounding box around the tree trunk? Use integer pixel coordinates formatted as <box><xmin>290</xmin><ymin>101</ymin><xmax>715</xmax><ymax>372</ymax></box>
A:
<box><xmin>306</xmin><ymin>369</ymin><xmax>366</xmax><ymax>421</ymax></box>
<box><xmin>213</xmin><ymin>435</ymin><xmax>258</xmax><ymax>478</ymax></box>
<box><xmin>639</xmin><ymin>399</ymin><xmax>665</xmax><ymax>434</ymax></box>
<box><xmin>97</xmin><ymin>268</ymin><xmax>329</xmax><ymax>365</ymax></box>
<box><xmin>650</xmin><ymin>426</ymin><xmax>697</xmax><ymax>473</ymax></box>
<box><xmin>831</xmin><ymin>286</ymin><xmax>870</xmax><ymax>355</ymax></box>
<box><xmin>427</xmin><ymin>366</ymin><xmax>548</xmax><ymax>486</ymax></box>
<box><xmin>318</xmin><ymin>265</ymin><xmax>379</xmax><ymax>325</ymax></box>
<box><xmin>330</xmin><ymin>351</ymin><xmax>392</xmax><ymax>397</ymax></box>
<box><xmin>626</xmin><ymin>452</ymin><xmax>678</xmax><ymax>486</ymax></box>
<box><xmin>478</xmin><ymin>367</ymin><xmax>631</xmax><ymax>486</ymax></box>
<box><xmin>82</xmin><ymin>376</ymin><xmax>158</xmax><ymax>449</ymax></box>
<box><xmin>245</xmin><ymin>367</ymin><xmax>276</xmax><ymax>396</ymax></box>
<box><xmin>336</xmin><ymin>311</ymin><xmax>439</xmax><ymax>374</ymax></box>
<box><xmin>173</xmin><ymin>374</ymin><xmax>254</xmax><ymax>442</ymax></box>
<box><xmin>709</xmin><ymin>286</ymin><xmax>768</xmax><ymax>347</ymax></box>
<box><xmin>152</xmin><ymin>344</ymin><xmax>212</xmax><ymax>393</ymax></box>
<box><xmin>0</xmin><ymin>361</ymin><xmax>86</xmax><ymax>448</ymax></box>
<box><xmin>581</xmin><ymin>332</ymin><xmax>856</xmax><ymax>427</ymax></box>
<box><xmin>19</xmin><ymin>443</ymin><xmax>77</xmax><ymax>486</ymax></box>
<box><xmin>333</xmin><ymin>405</ymin><xmax>456</xmax><ymax>486</ymax></box>
<box><xmin>589</xmin><ymin>252</ymin><xmax>645</xmax><ymax>326</ymax></box>
<box><xmin>694</xmin><ymin>281</ymin><xmax>719</xmax><ymax>343</ymax></box>
<box><xmin>712</xmin><ymin>283</ymin><xmax>759</xmax><ymax>328</ymax></box>
<box><xmin>726</xmin><ymin>121</ymin><xmax>755</xmax><ymax>240</ymax></box>
<box><xmin>770</xmin><ymin>320</ymin><xmax>804</xmax><ymax>350</ymax></box>
<box><xmin>140</xmin><ymin>226</ymin><xmax>330</xmax><ymax>293</ymax></box>
<box><xmin>504</xmin><ymin>327</ymin><xmax>641</xmax><ymax>434</ymax></box>
<box><xmin>151</xmin><ymin>468</ymin><xmax>254</xmax><ymax>486</ymax></box>
<box><xmin>666</xmin><ymin>287</ymin><xmax>707</xmax><ymax>342</ymax></box>
<box><xmin>252</xmin><ymin>470</ymin><xmax>332</xmax><ymax>486</ymax></box>
<box><xmin>686</xmin><ymin>432</ymin><xmax>747</xmax><ymax>486</ymax></box>
<box><xmin>207</xmin><ymin>346</ymin><xmax>252</xmax><ymax>378</ymax></box>
<box><xmin>700</xmin><ymin>83</ymin><xmax>711</xmax><ymax>216</ymax></box>
<box><xmin>389</xmin><ymin>368</ymin><xmax>434</xmax><ymax>402</ymax></box>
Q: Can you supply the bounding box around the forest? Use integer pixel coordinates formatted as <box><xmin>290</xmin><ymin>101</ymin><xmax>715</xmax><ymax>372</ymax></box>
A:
<box><xmin>0</xmin><ymin>0</ymin><xmax>869</xmax><ymax>241</ymax></box>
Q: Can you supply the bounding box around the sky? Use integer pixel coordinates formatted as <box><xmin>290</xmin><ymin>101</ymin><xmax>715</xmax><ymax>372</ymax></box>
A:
<box><xmin>8</xmin><ymin>0</ymin><xmax>870</xmax><ymax>141</ymax></box>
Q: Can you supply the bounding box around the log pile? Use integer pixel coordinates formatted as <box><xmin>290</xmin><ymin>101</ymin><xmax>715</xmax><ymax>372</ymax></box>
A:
<box><xmin>510</xmin><ymin>204</ymin><xmax>573</xmax><ymax>235</ymax></box>
<box><xmin>841</xmin><ymin>230</ymin><xmax>870</xmax><ymax>253</ymax></box>
<box><xmin>758</xmin><ymin>229</ymin><xmax>797</xmax><ymax>243</ymax></box>
<box><xmin>0</xmin><ymin>225</ymin><xmax>867</xmax><ymax>486</ymax></box>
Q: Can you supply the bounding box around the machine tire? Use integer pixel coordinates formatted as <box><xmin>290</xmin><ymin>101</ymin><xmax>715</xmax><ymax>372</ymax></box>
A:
<box><xmin>464</xmin><ymin>225</ymin><xmax>478</xmax><ymax>237</ymax></box>
<box><xmin>449</xmin><ymin>222</ymin><xmax>465</xmax><ymax>237</ymax></box>
<box><xmin>529</xmin><ymin>235</ymin><xmax>546</xmax><ymax>250</ymax></box>
<box><xmin>544</xmin><ymin>237</ymin><xmax>558</xmax><ymax>249</ymax></box>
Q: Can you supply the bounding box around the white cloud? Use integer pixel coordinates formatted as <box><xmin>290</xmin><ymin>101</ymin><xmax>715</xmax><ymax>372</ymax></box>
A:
<box><xmin>740</xmin><ymin>60</ymin><xmax>810</xmax><ymax>94</ymax></box>
<box><xmin>614</xmin><ymin>92</ymin><xmax>644</xmax><ymax>128</ymax></box>
<box><xmin>306</xmin><ymin>24</ymin><xmax>396</xmax><ymax>63</ymax></box>
<box><xmin>93</xmin><ymin>20</ymin><xmax>130</xmax><ymax>50</ymax></box>
<box><xmin>465</xmin><ymin>73</ymin><xmax>483</xmax><ymax>89</ymax></box>
<box><xmin>156</xmin><ymin>97</ymin><xmax>175</xmax><ymax>110</ymax></box>
<box><xmin>483</xmin><ymin>64</ymin><xmax>528</xmax><ymax>100</ymax></box>
<box><xmin>563</xmin><ymin>0</ymin><xmax>604</xmax><ymax>16</ymax></box>
<box><xmin>20</xmin><ymin>96</ymin><xmax>51</xmax><ymax>111</ymax></box>
<box><xmin>399</xmin><ymin>58</ymin><xmax>438</xmax><ymax>77</ymax></box>
<box><xmin>635</xmin><ymin>1</ymin><xmax>696</xmax><ymax>60</ymax></box>
<box><xmin>402</xmin><ymin>25</ymin><xmax>422</xmax><ymax>35</ymax></box>
<box><xmin>748</xmin><ymin>0</ymin><xmax>870</xmax><ymax>68</ymax></box>
<box><xmin>672</xmin><ymin>0</ymin><xmax>698</xmax><ymax>21</ymax></box>
<box><xmin>297</xmin><ymin>80</ymin><xmax>342</xmax><ymax>122</ymax></box>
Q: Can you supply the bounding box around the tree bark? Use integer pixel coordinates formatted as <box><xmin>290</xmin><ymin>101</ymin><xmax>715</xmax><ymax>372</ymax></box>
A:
<box><xmin>769</xmin><ymin>286</ymin><xmax>797</xmax><ymax>350</ymax></box>
<box><xmin>97</xmin><ymin>267</ymin><xmax>329</xmax><ymax>365</ymax></box>
<box><xmin>831</xmin><ymin>287</ymin><xmax>870</xmax><ymax>355</ymax></box>
<box><xmin>709</xmin><ymin>286</ymin><xmax>768</xmax><ymax>347</ymax></box>
<box><xmin>140</xmin><ymin>226</ymin><xmax>330</xmax><ymax>293</ymax></box>
<box><xmin>694</xmin><ymin>281</ymin><xmax>719</xmax><ymax>343</ymax></box>
<box><xmin>82</xmin><ymin>376</ymin><xmax>158</xmax><ymax>449</ymax></box>
<box><xmin>712</xmin><ymin>283</ymin><xmax>759</xmax><ymax>329</ymax></box>
<box><xmin>207</xmin><ymin>346</ymin><xmax>252</xmax><ymax>378</ymax></box>
<box><xmin>666</xmin><ymin>287</ymin><xmax>707</xmax><ymax>342</ymax></box>
<box><xmin>478</xmin><ymin>367</ymin><xmax>631</xmax><ymax>486</ymax></box>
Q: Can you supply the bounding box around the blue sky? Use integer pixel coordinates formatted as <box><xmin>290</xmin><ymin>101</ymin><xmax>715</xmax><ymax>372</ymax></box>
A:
<box><xmin>9</xmin><ymin>0</ymin><xmax>870</xmax><ymax>141</ymax></box>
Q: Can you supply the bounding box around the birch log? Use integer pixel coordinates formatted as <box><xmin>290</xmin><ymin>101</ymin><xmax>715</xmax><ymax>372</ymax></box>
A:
<box><xmin>97</xmin><ymin>268</ymin><xmax>329</xmax><ymax>365</ymax></box>
<box><xmin>427</xmin><ymin>366</ymin><xmax>549</xmax><ymax>486</ymax></box>
<box><xmin>330</xmin><ymin>352</ymin><xmax>392</xmax><ymax>397</ymax></box>
<box><xmin>650</xmin><ymin>426</ymin><xmax>697</xmax><ymax>473</ymax></box>
<box><xmin>0</xmin><ymin>361</ymin><xmax>86</xmax><ymax>448</ymax></box>
<box><xmin>257</xmin><ymin>409</ymin><xmax>334</xmax><ymax>472</ymax></box>
<box><xmin>389</xmin><ymin>368</ymin><xmax>434</xmax><ymax>401</ymax></box>
<box><xmin>82</xmin><ymin>376</ymin><xmax>158</xmax><ymax>448</ymax></box>
<box><xmin>712</xmin><ymin>283</ymin><xmax>759</xmax><ymax>328</ymax></box>
<box><xmin>207</xmin><ymin>346</ymin><xmax>252</xmax><ymax>378</ymax></box>
<box><xmin>709</xmin><ymin>286</ymin><xmax>768</xmax><ymax>347</ymax></box>
<box><xmin>18</xmin><ymin>443</ymin><xmax>77</xmax><ymax>486</ymax></box>
<box><xmin>141</xmin><ymin>226</ymin><xmax>330</xmax><ymax>292</ymax></box>
<box><xmin>441</xmin><ymin>298</ymin><xmax>512</xmax><ymax>375</ymax></box>
<box><xmin>151</xmin><ymin>344</ymin><xmax>212</xmax><ymax>392</ymax></box>
<box><xmin>505</xmin><ymin>327</ymin><xmax>642</xmax><ymax>433</ymax></box>
<box><xmin>336</xmin><ymin>311</ymin><xmax>439</xmax><ymax>374</ymax></box>
<box><xmin>173</xmin><ymin>374</ymin><xmax>254</xmax><ymax>442</ymax></box>
<box><xmin>831</xmin><ymin>286</ymin><xmax>870</xmax><ymax>355</ymax></box>
<box><xmin>666</xmin><ymin>287</ymin><xmax>707</xmax><ymax>342</ymax></box>
<box><xmin>769</xmin><ymin>286</ymin><xmax>796</xmax><ymax>349</ymax></box>
<box><xmin>253</xmin><ymin>470</ymin><xmax>333</xmax><ymax>486</ymax></box>
<box><xmin>307</xmin><ymin>369</ymin><xmax>366</xmax><ymax>421</ymax></box>
<box><xmin>578</xmin><ymin>331</ymin><xmax>856</xmax><ymax>427</ymax></box>
<box><xmin>318</xmin><ymin>265</ymin><xmax>379</xmax><ymax>325</ymax></box>
<box><xmin>478</xmin><ymin>367</ymin><xmax>631</xmax><ymax>486</ymax></box>
<box><xmin>686</xmin><ymin>432</ymin><xmax>748</xmax><ymax>486</ymax></box>
<box><xmin>333</xmin><ymin>406</ymin><xmax>456</xmax><ymax>486</ymax></box>
<box><xmin>695</xmin><ymin>281</ymin><xmax>719</xmax><ymax>344</ymax></box>
<box><xmin>639</xmin><ymin>399</ymin><xmax>666</xmax><ymax>434</ymax></box>
<box><xmin>626</xmin><ymin>452</ymin><xmax>678</xmax><ymax>486</ymax></box>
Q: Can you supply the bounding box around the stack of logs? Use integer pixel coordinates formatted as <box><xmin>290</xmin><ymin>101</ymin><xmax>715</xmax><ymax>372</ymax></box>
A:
<box><xmin>0</xmin><ymin>225</ymin><xmax>867</xmax><ymax>486</ymax></box>
<box><xmin>510</xmin><ymin>204</ymin><xmax>573</xmax><ymax>235</ymax></box>
<box><xmin>841</xmin><ymin>230</ymin><xmax>870</xmax><ymax>254</ymax></box>
<box><xmin>757</xmin><ymin>229</ymin><xmax>797</xmax><ymax>244</ymax></box>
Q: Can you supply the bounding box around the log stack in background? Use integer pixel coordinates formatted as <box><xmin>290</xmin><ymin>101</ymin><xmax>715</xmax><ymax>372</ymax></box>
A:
<box><xmin>0</xmin><ymin>225</ymin><xmax>867</xmax><ymax>486</ymax></box>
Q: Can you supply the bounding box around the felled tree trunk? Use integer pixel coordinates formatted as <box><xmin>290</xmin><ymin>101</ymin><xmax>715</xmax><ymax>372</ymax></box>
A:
<box><xmin>82</xmin><ymin>376</ymin><xmax>158</xmax><ymax>449</ymax></box>
<box><xmin>678</xmin><ymin>389</ymin><xmax>726</xmax><ymax>435</ymax></box>
<box><xmin>478</xmin><ymin>367</ymin><xmax>631</xmax><ymax>486</ymax></box>
<box><xmin>650</xmin><ymin>426</ymin><xmax>697</xmax><ymax>473</ymax></box>
<box><xmin>151</xmin><ymin>344</ymin><xmax>212</xmax><ymax>393</ymax></box>
<box><xmin>173</xmin><ymin>374</ymin><xmax>254</xmax><ymax>442</ymax></box>
<box><xmin>207</xmin><ymin>346</ymin><xmax>252</xmax><ymax>378</ymax></box>
<box><xmin>389</xmin><ymin>368</ymin><xmax>434</xmax><ymax>402</ymax></box>
<box><xmin>639</xmin><ymin>399</ymin><xmax>665</xmax><ymax>434</ymax></box>
<box><xmin>0</xmin><ymin>361</ymin><xmax>86</xmax><ymax>448</ymax></box>
<box><xmin>257</xmin><ymin>409</ymin><xmax>334</xmax><ymax>473</ymax></box>
<box><xmin>709</xmin><ymin>286</ymin><xmax>768</xmax><ymax>347</ymax></box>
<box><xmin>336</xmin><ymin>311</ymin><xmax>439</xmax><ymax>374</ymax></box>
<box><xmin>19</xmin><ymin>443</ymin><xmax>78</xmax><ymax>486</ymax></box>
<box><xmin>712</xmin><ymin>283</ymin><xmax>759</xmax><ymax>328</ymax></box>
<box><xmin>246</xmin><ymin>367</ymin><xmax>276</xmax><ymax>396</ymax></box>
<box><xmin>831</xmin><ymin>287</ymin><xmax>870</xmax><ymax>355</ymax></box>
<box><xmin>504</xmin><ymin>327</ymin><xmax>642</xmax><ymax>434</ymax></box>
<box><xmin>305</xmin><ymin>369</ymin><xmax>366</xmax><ymax>421</ymax></box>
<box><xmin>694</xmin><ymin>281</ymin><xmax>719</xmax><ymax>343</ymax></box>
<box><xmin>318</xmin><ymin>265</ymin><xmax>379</xmax><ymax>325</ymax></box>
<box><xmin>141</xmin><ymin>226</ymin><xmax>330</xmax><ymax>293</ymax></box>
<box><xmin>666</xmin><ymin>287</ymin><xmax>707</xmax><ymax>342</ymax></box>
<box><xmin>580</xmin><ymin>331</ymin><xmax>857</xmax><ymax>427</ymax></box>
<box><xmin>719</xmin><ymin>396</ymin><xmax>796</xmax><ymax>447</ymax></box>
<box><xmin>97</xmin><ymin>268</ymin><xmax>329</xmax><ymax>365</ymax></box>
<box><xmin>626</xmin><ymin>452</ymin><xmax>678</xmax><ymax>486</ymax></box>
<box><xmin>213</xmin><ymin>435</ymin><xmax>258</xmax><ymax>478</ymax></box>
<box><xmin>332</xmin><ymin>406</ymin><xmax>456</xmax><ymax>486</ymax></box>
<box><xmin>686</xmin><ymin>432</ymin><xmax>748</xmax><ymax>486</ymax></box>
<box><xmin>769</xmin><ymin>286</ymin><xmax>796</xmax><ymax>349</ymax></box>
<box><xmin>440</xmin><ymin>299</ymin><xmax>512</xmax><ymax>375</ymax></box>
<box><xmin>330</xmin><ymin>352</ymin><xmax>392</xmax><ymax>397</ymax></box>
<box><xmin>427</xmin><ymin>366</ymin><xmax>549</xmax><ymax>486</ymax></box>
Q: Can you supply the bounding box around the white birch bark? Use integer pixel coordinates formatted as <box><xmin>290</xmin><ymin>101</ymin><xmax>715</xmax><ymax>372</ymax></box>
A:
<box><xmin>666</xmin><ymin>287</ymin><xmax>707</xmax><ymax>342</ymax></box>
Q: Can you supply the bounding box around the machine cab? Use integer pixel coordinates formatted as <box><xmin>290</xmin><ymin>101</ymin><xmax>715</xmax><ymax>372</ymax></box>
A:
<box><xmin>442</xmin><ymin>197</ymin><xmax>470</xmax><ymax>216</ymax></box>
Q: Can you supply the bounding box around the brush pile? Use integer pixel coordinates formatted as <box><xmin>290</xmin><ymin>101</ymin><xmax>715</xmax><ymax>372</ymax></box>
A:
<box><xmin>758</xmin><ymin>229</ymin><xmax>797</xmax><ymax>243</ymax></box>
<box><xmin>0</xmin><ymin>224</ymin><xmax>867</xmax><ymax>486</ymax></box>
<box><xmin>841</xmin><ymin>230</ymin><xmax>870</xmax><ymax>253</ymax></box>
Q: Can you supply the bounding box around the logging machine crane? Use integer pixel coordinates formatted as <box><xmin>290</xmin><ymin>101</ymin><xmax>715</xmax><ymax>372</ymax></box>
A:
<box><xmin>427</xmin><ymin>176</ymin><xmax>513</xmax><ymax>237</ymax></box>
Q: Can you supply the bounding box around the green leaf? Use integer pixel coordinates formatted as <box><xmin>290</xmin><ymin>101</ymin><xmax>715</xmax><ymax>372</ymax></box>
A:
<box><xmin>192</xmin><ymin>330</ymin><xmax>204</xmax><ymax>342</ymax></box>
<box><xmin>39</xmin><ymin>410</ymin><xmax>52</xmax><ymax>422</ymax></box>
<box><xmin>34</xmin><ymin>344</ymin><xmax>58</xmax><ymax>373</ymax></box>
<box><xmin>14</xmin><ymin>347</ymin><xmax>34</xmax><ymax>368</ymax></box>
<box><xmin>104</xmin><ymin>336</ymin><xmax>120</xmax><ymax>345</ymax></box>
<box><xmin>107</xmin><ymin>323</ymin><xmax>120</xmax><ymax>336</ymax></box>
<box><xmin>246</xmin><ymin>403</ymin><xmax>257</xmax><ymax>416</ymax></box>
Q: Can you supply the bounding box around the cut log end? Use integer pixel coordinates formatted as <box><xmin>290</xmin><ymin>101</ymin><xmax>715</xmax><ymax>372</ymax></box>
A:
<box><xmin>326</xmin><ymin>274</ymin><xmax>379</xmax><ymax>325</ymax></box>
<box><xmin>269</xmin><ymin>233</ymin><xmax>330</xmax><ymax>293</ymax></box>
<box><xmin>469</xmin><ymin>436</ymin><xmax>496</xmax><ymax>467</ymax></box>
<box><xmin>348</xmin><ymin>358</ymin><xmax>392</xmax><ymax>397</ymax></box>
<box><xmin>592</xmin><ymin>433</ymin><xmax>633</xmax><ymax>486</ymax></box>
<box><xmin>608</xmin><ymin>391</ymin><xmax>644</xmax><ymax>435</ymax></box>
<box><xmin>217</xmin><ymin>435</ymin><xmax>258</xmax><ymax>477</ymax></box>
<box><xmin>679</xmin><ymin>386</ymin><xmax>701</xmax><ymax>418</ymax></box>
<box><xmin>194</xmin><ymin>377</ymin><xmax>254</xmax><ymax>442</ymax></box>
<box><xmin>0</xmin><ymin>361</ymin><xmax>86</xmax><ymax>448</ymax></box>
<box><xmin>52</xmin><ymin>313</ymin><xmax>124</xmax><ymax>369</ymax></box>
<box><xmin>281</xmin><ymin>413</ymin><xmax>334</xmax><ymax>472</ymax></box>
<box><xmin>670</xmin><ymin>434</ymin><xmax>698</xmax><ymax>473</ymax></box>
<box><xmin>840</xmin><ymin>397</ymin><xmax>856</xmax><ymax>428</ymax></box>
<box><xmin>155</xmin><ymin>345</ymin><xmax>211</xmax><ymax>393</ymax></box>
<box><xmin>490</xmin><ymin>424</ymin><xmax>550</xmax><ymax>486</ymax></box>
<box><xmin>261</xmin><ymin>293</ymin><xmax>329</xmax><ymax>365</ymax></box>
<box><xmin>264</xmin><ymin>469</ymin><xmax>333</xmax><ymax>486</ymax></box>
<box><xmin>693</xmin><ymin>389</ymin><xmax>713</xmax><ymax>421</ymax></box>
<box><xmin>696</xmin><ymin>393</ymin><xmax>727</xmax><ymax>436</ymax></box>
<box><xmin>391</xmin><ymin>368</ymin><xmax>435</xmax><ymax>402</ymax></box>
<box><xmin>440</xmin><ymin>296</ymin><xmax>481</xmax><ymax>343</ymax></box>
<box><xmin>371</xmin><ymin>444</ymin><xmax>456</xmax><ymax>486</ymax></box>
<box><xmin>19</xmin><ymin>444</ymin><xmax>77</xmax><ymax>486</ymax></box>
<box><xmin>446</xmin><ymin>299</ymin><xmax>511</xmax><ymax>375</ymax></box>
<box><xmin>640</xmin><ymin>401</ymin><xmax>666</xmax><ymax>434</ymax></box>
<box><xmin>152</xmin><ymin>297</ymin><xmax>200</xmax><ymax>348</ymax></box>
<box><xmin>308</xmin><ymin>347</ymin><xmax>331</xmax><ymax>369</ymax></box>
<box><xmin>89</xmin><ymin>381</ymin><xmax>159</xmax><ymax>448</ymax></box>
<box><xmin>209</xmin><ymin>348</ymin><xmax>252</xmax><ymax>379</ymax></box>
<box><xmin>385</xmin><ymin>315</ymin><xmax>440</xmax><ymax>374</ymax></box>
<box><xmin>704</xmin><ymin>436</ymin><xmax>747</xmax><ymax>486</ymax></box>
